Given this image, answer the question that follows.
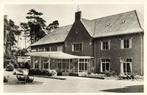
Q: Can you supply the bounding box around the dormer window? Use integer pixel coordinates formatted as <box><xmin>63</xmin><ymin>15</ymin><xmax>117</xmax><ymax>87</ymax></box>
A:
<box><xmin>121</xmin><ymin>20</ymin><xmax>126</xmax><ymax>24</ymax></box>
<box><xmin>105</xmin><ymin>23</ymin><xmax>112</xmax><ymax>28</ymax></box>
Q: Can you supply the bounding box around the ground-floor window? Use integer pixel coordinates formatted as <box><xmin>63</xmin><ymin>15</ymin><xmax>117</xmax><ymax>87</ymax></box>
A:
<box><xmin>123</xmin><ymin>58</ymin><xmax>132</xmax><ymax>73</ymax></box>
<box><xmin>43</xmin><ymin>62</ymin><xmax>48</xmax><ymax>69</ymax></box>
<box><xmin>35</xmin><ymin>63</ymin><xmax>39</xmax><ymax>69</ymax></box>
<box><xmin>100</xmin><ymin>58</ymin><xmax>110</xmax><ymax>72</ymax></box>
<box><xmin>34</xmin><ymin>59</ymin><xmax>39</xmax><ymax>69</ymax></box>
<box><xmin>79</xmin><ymin>59</ymin><xmax>89</xmax><ymax>72</ymax></box>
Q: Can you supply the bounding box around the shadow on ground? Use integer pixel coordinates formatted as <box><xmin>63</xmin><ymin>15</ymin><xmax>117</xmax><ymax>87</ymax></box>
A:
<box><xmin>4</xmin><ymin>81</ymin><xmax>43</xmax><ymax>85</ymax></box>
<box><xmin>101</xmin><ymin>85</ymin><xmax>144</xmax><ymax>93</ymax></box>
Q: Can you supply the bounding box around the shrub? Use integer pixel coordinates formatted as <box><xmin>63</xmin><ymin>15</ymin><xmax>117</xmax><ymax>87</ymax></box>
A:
<box><xmin>78</xmin><ymin>72</ymin><xmax>88</xmax><ymax>76</ymax></box>
<box><xmin>29</xmin><ymin>69</ymin><xmax>57</xmax><ymax>76</ymax></box>
<box><xmin>103</xmin><ymin>70</ymin><xmax>117</xmax><ymax>77</ymax></box>
<box><xmin>4</xmin><ymin>76</ymin><xmax>8</xmax><ymax>83</ymax></box>
<box><xmin>57</xmin><ymin>72</ymin><xmax>62</xmax><ymax>76</ymax></box>
<box><xmin>89</xmin><ymin>73</ymin><xmax>105</xmax><ymax>78</ymax></box>
<box><xmin>69</xmin><ymin>72</ymin><xmax>78</xmax><ymax>76</ymax></box>
<box><xmin>5</xmin><ymin>63</ymin><xmax>14</xmax><ymax>71</ymax></box>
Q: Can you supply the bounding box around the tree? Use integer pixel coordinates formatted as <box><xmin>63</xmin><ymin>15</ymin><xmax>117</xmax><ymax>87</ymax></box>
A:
<box><xmin>26</xmin><ymin>9</ymin><xmax>46</xmax><ymax>44</ymax></box>
<box><xmin>20</xmin><ymin>22</ymin><xmax>30</xmax><ymax>48</ymax></box>
<box><xmin>46</xmin><ymin>20</ymin><xmax>59</xmax><ymax>33</ymax></box>
<box><xmin>4</xmin><ymin>15</ymin><xmax>21</xmax><ymax>65</ymax></box>
<box><xmin>16</xmin><ymin>48</ymin><xmax>28</xmax><ymax>56</ymax></box>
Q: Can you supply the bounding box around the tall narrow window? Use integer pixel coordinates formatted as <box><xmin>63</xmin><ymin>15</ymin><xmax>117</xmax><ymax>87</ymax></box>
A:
<box><xmin>101</xmin><ymin>40</ymin><xmax>110</xmax><ymax>50</ymax></box>
<box><xmin>100</xmin><ymin>58</ymin><xmax>110</xmax><ymax>72</ymax></box>
<box><xmin>123</xmin><ymin>58</ymin><xmax>132</xmax><ymax>73</ymax></box>
<box><xmin>35</xmin><ymin>63</ymin><xmax>39</xmax><ymax>69</ymax></box>
<box><xmin>43</xmin><ymin>60</ymin><xmax>48</xmax><ymax>69</ymax></box>
<box><xmin>72</xmin><ymin>43</ymin><xmax>82</xmax><ymax>52</ymax></box>
<box><xmin>121</xmin><ymin>38</ymin><xmax>132</xmax><ymax>49</ymax></box>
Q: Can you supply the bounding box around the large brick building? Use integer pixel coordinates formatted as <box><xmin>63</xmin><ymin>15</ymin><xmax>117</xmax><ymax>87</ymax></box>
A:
<box><xmin>29</xmin><ymin>10</ymin><xmax>143</xmax><ymax>75</ymax></box>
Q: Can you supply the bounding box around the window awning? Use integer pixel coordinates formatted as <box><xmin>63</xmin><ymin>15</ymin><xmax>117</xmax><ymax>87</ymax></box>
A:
<box><xmin>26</xmin><ymin>52</ymin><xmax>94</xmax><ymax>59</ymax></box>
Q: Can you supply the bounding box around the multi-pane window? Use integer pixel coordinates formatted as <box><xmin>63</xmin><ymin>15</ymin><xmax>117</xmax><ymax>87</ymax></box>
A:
<box><xmin>79</xmin><ymin>59</ymin><xmax>89</xmax><ymax>72</ymax></box>
<box><xmin>38</xmin><ymin>48</ymin><xmax>45</xmax><ymax>52</ymax></box>
<box><xmin>35</xmin><ymin>63</ymin><xmax>39</xmax><ymax>69</ymax></box>
<box><xmin>43</xmin><ymin>60</ymin><xmax>48</xmax><ymax>69</ymax></box>
<box><xmin>34</xmin><ymin>59</ymin><xmax>39</xmax><ymax>69</ymax></box>
<box><xmin>45</xmin><ymin>47</ymin><xmax>50</xmax><ymax>51</ymax></box>
<box><xmin>100</xmin><ymin>58</ymin><xmax>110</xmax><ymax>72</ymax></box>
<box><xmin>51</xmin><ymin>46</ymin><xmax>57</xmax><ymax>51</ymax></box>
<box><xmin>123</xmin><ymin>58</ymin><xmax>132</xmax><ymax>73</ymax></box>
<box><xmin>101</xmin><ymin>40</ymin><xmax>110</xmax><ymax>50</ymax></box>
<box><xmin>44</xmin><ymin>63</ymin><xmax>48</xmax><ymax>69</ymax></box>
<box><xmin>72</xmin><ymin>43</ymin><xmax>82</xmax><ymax>52</ymax></box>
<box><xmin>121</xmin><ymin>38</ymin><xmax>132</xmax><ymax>49</ymax></box>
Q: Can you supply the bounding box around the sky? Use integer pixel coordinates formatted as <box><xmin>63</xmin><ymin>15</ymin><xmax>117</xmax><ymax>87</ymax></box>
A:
<box><xmin>4</xmin><ymin>4</ymin><xmax>144</xmax><ymax>48</ymax></box>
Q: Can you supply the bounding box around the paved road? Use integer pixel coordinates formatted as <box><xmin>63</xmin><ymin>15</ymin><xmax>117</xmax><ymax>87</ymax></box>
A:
<box><xmin>4</xmin><ymin>71</ymin><xmax>143</xmax><ymax>93</ymax></box>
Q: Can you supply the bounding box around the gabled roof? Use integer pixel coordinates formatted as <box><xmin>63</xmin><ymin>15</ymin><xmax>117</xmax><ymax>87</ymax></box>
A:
<box><xmin>31</xmin><ymin>25</ymin><xmax>72</xmax><ymax>46</ymax></box>
<box><xmin>81</xmin><ymin>10</ymin><xmax>143</xmax><ymax>38</ymax></box>
<box><xmin>31</xmin><ymin>10</ymin><xmax>143</xmax><ymax>46</ymax></box>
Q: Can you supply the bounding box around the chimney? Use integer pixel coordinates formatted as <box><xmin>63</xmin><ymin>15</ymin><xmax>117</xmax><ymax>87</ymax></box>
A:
<box><xmin>75</xmin><ymin>11</ymin><xmax>81</xmax><ymax>21</ymax></box>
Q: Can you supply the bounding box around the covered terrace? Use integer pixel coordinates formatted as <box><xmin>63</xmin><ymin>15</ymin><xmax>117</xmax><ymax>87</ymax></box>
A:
<box><xmin>27</xmin><ymin>52</ymin><xmax>94</xmax><ymax>75</ymax></box>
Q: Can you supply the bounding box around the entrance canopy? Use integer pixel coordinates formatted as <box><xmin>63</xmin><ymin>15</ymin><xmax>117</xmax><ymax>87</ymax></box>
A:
<box><xmin>26</xmin><ymin>52</ymin><xmax>93</xmax><ymax>59</ymax></box>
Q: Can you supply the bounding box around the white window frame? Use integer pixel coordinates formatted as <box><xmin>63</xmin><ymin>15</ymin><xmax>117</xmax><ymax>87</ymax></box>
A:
<box><xmin>120</xmin><ymin>38</ymin><xmax>132</xmax><ymax>49</ymax></box>
<box><xmin>100</xmin><ymin>58</ymin><xmax>110</xmax><ymax>72</ymax></box>
<box><xmin>72</xmin><ymin>42</ymin><xmax>83</xmax><ymax>52</ymax></box>
<box><xmin>100</xmin><ymin>40</ymin><xmax>110</xmax><ymax>50</ymax></box>
<box><xmin>35</xmin><ymin>62</ymin><xmax>39</xmax><ymax>69</ymax></box>
<box><xmin>43</xmin><ymin>60</ymin><xmax>48</xmax><ymax>69</ymax></box>
<box><xmin>123</xmin><ymin>58</ymin><xmax>132</xmax><ymax>73</ymax></box>
<box><xmin>79</xmin><ymin>59</ymin><xmax>89</xmax><ymax>72</ymax></box>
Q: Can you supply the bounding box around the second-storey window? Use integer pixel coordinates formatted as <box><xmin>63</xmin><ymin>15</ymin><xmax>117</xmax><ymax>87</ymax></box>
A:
<box><xmin>72</xmin><ymin>43</ymin><xmax>82</xmax><ymax>52</ymax></box>
<box><xmin>121</xmin><ymin>38</ymin><xmax>132</xmax><ymax>49</ymax></box>
<box><xmin>101</xmin><ymin>40</ymin><xmax>110</xmax><ymax>50</ymax></box>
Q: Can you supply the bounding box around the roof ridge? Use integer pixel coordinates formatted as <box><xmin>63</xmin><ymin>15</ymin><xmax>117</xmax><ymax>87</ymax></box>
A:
<box><xmin>91</xmin><ymin>10</ymin><xmax>136</xmax><ymax>21</ymax></box>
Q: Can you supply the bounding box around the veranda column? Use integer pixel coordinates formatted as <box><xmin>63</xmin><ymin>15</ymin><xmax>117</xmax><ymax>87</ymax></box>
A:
<box><xmin>69</xmin><ymin>59</ymin><xmax>70</xmax><ymax>72</ymax></box>
<box><xmin>78</xmin><ymin>59</ymin><xmax>79</xmax><ymax>73</ymax></box>
<box><xmin>120</xmin><ymin>58</ymin><xmax>124</xmax><ymax>74</ymax></box>
<box><xmin>84</xmin><ymin>62</ymin><xmax>85</xmax><ymax>72</ymax></box>
<box><xmin>48</xmin><ymin>58</ymin><xmax>50</xmax><ymax>70</ymax></box>
<box><xmin>39</xmin><ymin>57</ymin><xmax>41</xmax><ymax>70</ymax></box>
<box><xmin>61</xmin><ymin>59</ymin><xmax>63</xmax><ymax>72</ymax></box>
<box><xmin>32</xmin><ymin>56</ymin><xmax>34</xmax><ymax>69</ymax></box>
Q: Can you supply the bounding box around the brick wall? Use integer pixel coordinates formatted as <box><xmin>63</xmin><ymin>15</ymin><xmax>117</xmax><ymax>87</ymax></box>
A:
<box><xmin>93</xmin><ymin>33</ymin><xmax>143</xmax><ymax>75</ymax></box>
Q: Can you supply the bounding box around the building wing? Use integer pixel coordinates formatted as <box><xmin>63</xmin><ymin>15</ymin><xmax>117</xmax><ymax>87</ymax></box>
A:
<box><xmin>31</xmin><ymin>25</ymin><xmax>72</xmax><ymax>46</ymax></box>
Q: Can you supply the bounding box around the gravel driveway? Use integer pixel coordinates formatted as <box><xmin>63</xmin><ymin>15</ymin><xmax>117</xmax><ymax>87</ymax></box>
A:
<box><xmin>4</xmin><ymin>71</ymin><xmax>143</xmax><ymax>93</ymax></box>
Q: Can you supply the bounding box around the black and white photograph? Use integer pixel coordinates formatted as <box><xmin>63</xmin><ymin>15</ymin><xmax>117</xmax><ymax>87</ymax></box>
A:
<box><xmin>3</xmin><ymin>1</ymin><xmax>144</xmax><ymax>93</ymax></box>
